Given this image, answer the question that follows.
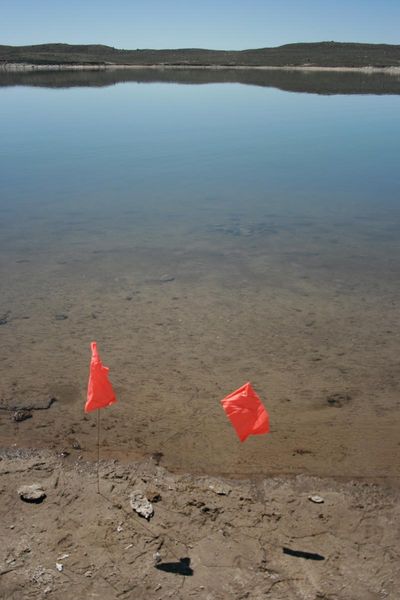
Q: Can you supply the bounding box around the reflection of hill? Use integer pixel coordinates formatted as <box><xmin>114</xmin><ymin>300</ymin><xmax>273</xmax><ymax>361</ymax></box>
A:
<box><xmin>1</xmin><ymin>68</ymin><xmax>400</xmax><ymax>95</ymax></box>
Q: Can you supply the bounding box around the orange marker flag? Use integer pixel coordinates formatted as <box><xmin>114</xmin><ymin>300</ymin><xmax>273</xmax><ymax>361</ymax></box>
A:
<box><xmin>220</xmin><ymin>382</ymin><xmax>270</xmax><ymax>442</ymax></box>
<box><xmin>85</xmin><ymin>342</ymin><xmax>117</xmax><ymax>413</ymax></box>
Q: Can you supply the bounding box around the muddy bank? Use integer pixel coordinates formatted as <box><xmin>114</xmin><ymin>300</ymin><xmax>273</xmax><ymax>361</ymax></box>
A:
<box><xmin>0</xmin><ymin>449</ymin><xmax>398</xmax><ymax>599</ymax></box>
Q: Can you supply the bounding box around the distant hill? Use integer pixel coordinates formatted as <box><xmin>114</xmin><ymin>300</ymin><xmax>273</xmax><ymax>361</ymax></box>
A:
<box><xmin>1</xmin><ymin>41</ymin><xmax>400</xmax><ymax>68</ymax></box>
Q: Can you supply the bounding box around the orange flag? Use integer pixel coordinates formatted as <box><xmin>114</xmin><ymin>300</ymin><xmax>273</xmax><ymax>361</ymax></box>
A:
<box><xmin>220</xmin><ymin>382</ymin><xmax>270</xmax><ymax>442</ymax></box>
<box><xmin>85</xmin><ymin>342</ymin><xmax>117</xmax><ymax>413</ymax></box>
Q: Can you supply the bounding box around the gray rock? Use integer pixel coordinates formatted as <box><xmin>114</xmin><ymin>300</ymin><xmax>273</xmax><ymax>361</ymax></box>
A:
<box><xmin>129</xmin><ymin>490</ymin><xmax>154</xmax><ymax>520</ymax></box>
<box><xmin>208</xmin><ymin>481</ymin><xmax>231</xmax><ymax>496</ymax></box>
<box><xmin>18</xmin><ymin>483</ymin><xmax>46</xmax><ymax>503</ymax></box>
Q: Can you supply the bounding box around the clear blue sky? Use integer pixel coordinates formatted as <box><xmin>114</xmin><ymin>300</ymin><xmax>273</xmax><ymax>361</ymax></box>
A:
<box><xmin>1</xmin><ymin>0</ymin><xmax>399</xmax><ymax>49</ymax></box>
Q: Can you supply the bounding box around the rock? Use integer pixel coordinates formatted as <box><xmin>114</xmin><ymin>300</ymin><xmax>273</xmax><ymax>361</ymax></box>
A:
<box><xmin>208</xmin><ymin>481</ymin><xmax>231</xmax><ymax>496</ymax></box>
<box><xmin>151</xmin><ymin>452</ymin><xmax>164</xmax><ymax>465</ymax></box>
<box><xmin>326</xmin><ymin>392</ymin><xmax>351</xmax><ymax>407</ymax></box>
<box><xmin>55</xmin><ymin>314</ymin><xmax>68</xmax><ymax>321</ymax></box>
<box><xmin>55</xmin><ymin>563</ymin><xmax>63</xmax><ymax>572</ymax></box>
<box><xmin>309</xmin><ymin>495</ymin><xmax>324</xmax><ymax>504</ymax></box>
<box><xmin>145</xmin><ymin>486</ymin><xmax>162</xmax><ymax>503</ymax></box>
<box><xmin>71</xmin><ymin>440</ymin><xmax>81</xmax><ymax>450</ymax></box>
<box><xmin>12</xmin><ymin>409</ymin><xmax>32</xmax><ymax>422</ymax></box>
<box><xmin>18</xmin><ymin>483</ymin><xmax>46</xmax><ymax>503</ymax></box>
<box><xmin>0</xmin><ymin>311</ymin><xmax>10</xmax><ymax>325</ymax></box>
<box><xmin>57</xmin><ymin>554</ymin><xmax>69</xmax><ymax>561</ymax></box>
<box><xmin>129</xmin><ymin>490</ymin><xmax>154</xmax><ymax>520</ymax></box>
<box><xmin>159</xmin><ymin>274</ymin><xmax>175</xmax><ymax>283</ymax></box>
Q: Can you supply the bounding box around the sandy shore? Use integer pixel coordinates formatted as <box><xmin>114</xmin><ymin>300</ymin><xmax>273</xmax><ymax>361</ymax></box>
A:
<box><xmin>2</xmin><ymin>62</ymin><xmax>400</xmax><ymax>75</ymax></box>
<box><xmin>1</xmin><ymin>448</ymin><xmax>399</xmax><ymax>599</ymax></box>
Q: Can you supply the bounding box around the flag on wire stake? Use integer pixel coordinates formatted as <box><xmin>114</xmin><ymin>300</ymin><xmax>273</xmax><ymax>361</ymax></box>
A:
<box><xmin>220</xmin><ymin>382</ymin><xmax>270</xmax><ymax>442</ymax></box>
<box><xmin>85</xmin><ymin>341</ymin><xmax>117</xmax><ymax>493</ymax></box>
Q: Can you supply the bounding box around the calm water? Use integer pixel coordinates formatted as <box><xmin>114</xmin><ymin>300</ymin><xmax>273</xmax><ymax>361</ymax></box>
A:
<box><xmin>1</xmin><ymin>72</ymin><xmax>400</xmax><ymax>237</ymax></box>
<box><xmin>1</xmin><ymin>71</ymin><xmax>399</xmax><ymax>477</ymax></box>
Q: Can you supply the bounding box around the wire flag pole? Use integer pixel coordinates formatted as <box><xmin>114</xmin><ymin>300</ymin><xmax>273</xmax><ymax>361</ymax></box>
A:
<box><xmin>97</xmin><ymin>408</ymin><xmax>101</xmax><ymax>494</ymax></box>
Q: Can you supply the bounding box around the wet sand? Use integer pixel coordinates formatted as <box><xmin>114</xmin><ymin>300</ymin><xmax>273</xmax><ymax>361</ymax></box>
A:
<box><xmin>1</xmin><ymin>449</ymin><xmax>399</xmax><ymax>599</ymax></box>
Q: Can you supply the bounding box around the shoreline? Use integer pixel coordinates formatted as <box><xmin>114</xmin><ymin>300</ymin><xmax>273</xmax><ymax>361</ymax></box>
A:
<box><xmin>2</xmin><ymin>62</ymin><xmax>400</xmax><ymax>74</ymax></box>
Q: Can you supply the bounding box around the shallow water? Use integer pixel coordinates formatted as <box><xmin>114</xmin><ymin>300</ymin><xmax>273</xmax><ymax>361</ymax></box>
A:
<box><xmin>1</xmin><ymin>71</ymin><xmax>399</xmax><ymax>478</ymax></box>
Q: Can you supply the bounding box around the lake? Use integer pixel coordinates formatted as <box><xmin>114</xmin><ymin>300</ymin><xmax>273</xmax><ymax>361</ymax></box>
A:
<box><xmin>0</xmin><ymin>69</ymin><xmax>399</xmax><ymax>478</ymax></box>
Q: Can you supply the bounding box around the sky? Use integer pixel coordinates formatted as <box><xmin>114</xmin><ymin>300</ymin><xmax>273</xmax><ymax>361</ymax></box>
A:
<box><xmin>1</xmin><ymin>0</ymin><xmax>399</xmax><ymax>49</ymax></box>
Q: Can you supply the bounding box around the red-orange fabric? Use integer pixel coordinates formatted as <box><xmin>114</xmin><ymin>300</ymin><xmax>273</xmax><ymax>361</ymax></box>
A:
<box><xmin>85</xmin><ymin>342</ymin><xmax>117</xmax><ymax>413</ymax></box>
<box><xmin>220</xmin><ymin>382</ymin><xmax>270</xmax><ymax>442</ymax></box>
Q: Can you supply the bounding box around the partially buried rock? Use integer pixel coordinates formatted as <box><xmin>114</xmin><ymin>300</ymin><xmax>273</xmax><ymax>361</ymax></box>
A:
<box><xmin>18</xmin><ymin>483</ymin><xmax>46</xmax><ymax>504</ymax></box>
<box><xmin>208</xmin><ymin>481</ymin><xmax>231</xmax><ymax>496</ymax></box>
<box><xmin>12</xmin><ymin>409</ymin><xmax>32</xmax><ymax>422</ymax></box>
<box><xmin>130</xmin><ymin>490</ymin><xmax>154</xmax><ymax>520</ymax></box>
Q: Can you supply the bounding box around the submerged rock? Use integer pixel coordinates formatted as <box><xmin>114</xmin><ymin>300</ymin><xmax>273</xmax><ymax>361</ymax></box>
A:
<box><xmin>55</xmin><ymin>314</ymin><xmax>68</xmax><ymax>321</ymax></box>
<box><xmin>326</xmin><ymin>392</ymin><xmax>351</xmax><ymax>407</ymax></box>
<box><xmin>12</xmin><ymin>409</ymin><xmax>32</xmax><ymax>422</ymax></box>
<box><xmin>159</xmin><ymin>274</ymin><xmax>175</xmax><ymax>283</ymax></box>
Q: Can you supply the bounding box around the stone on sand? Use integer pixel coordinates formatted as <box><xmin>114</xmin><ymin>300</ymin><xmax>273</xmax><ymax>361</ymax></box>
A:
<box><xmin>18</xmin><ymin>483</ymin><xmax>46</xmax><ymax>503</ymax></box>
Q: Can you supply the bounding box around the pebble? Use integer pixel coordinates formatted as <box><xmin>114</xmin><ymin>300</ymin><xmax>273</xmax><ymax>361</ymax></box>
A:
<box><xmin>309</xmin><ymin>495</ymin><xmax>324</xmax><ymax>504</ymax></box>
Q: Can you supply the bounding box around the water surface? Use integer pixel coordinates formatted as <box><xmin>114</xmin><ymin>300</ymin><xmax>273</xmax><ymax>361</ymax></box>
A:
<box><xmin>1</xmin><ymin>71</ymin><xmax>399</xmax><ymax>478</ymax></box>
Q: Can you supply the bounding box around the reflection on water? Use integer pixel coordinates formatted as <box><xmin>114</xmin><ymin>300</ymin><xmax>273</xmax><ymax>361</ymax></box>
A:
<box><xmin>0</xmin><ymin>73</ymin><xmax>399</xmax><ymax>477</ymax></box>
<box><xmin>1</xmin><ymin>68</ymin><xmax>400</xmax><ymax>95</ymax></box>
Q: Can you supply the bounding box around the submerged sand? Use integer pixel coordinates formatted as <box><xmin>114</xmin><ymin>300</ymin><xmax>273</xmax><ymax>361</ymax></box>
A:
<box><xmin>1</xmin><ymin>209</ymin><xmax>399</xmax><ymax>480</ymax></box>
